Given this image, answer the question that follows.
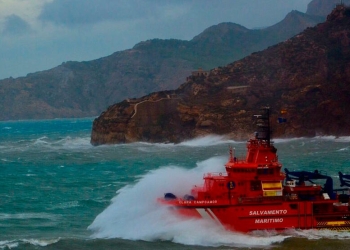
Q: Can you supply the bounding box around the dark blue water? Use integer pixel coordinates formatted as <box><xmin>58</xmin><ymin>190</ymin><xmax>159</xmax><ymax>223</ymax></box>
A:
<box><xmin>1</xmin><ymin>118</ymin><xmax>350</xmax><ymax>249</ymax></box>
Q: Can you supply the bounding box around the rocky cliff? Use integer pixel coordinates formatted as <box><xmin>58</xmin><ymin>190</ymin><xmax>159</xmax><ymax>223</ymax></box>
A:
<box><xmin>91</xmin><ymin>5</ymin><xmax>350</xmax><ymax>145</ymax></box>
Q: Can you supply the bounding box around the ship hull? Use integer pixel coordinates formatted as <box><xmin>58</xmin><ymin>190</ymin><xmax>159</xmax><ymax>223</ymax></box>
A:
<box><xmin>164</xmin><ymin>200</ymin><xmax>350</xmax><ymax>232</ymax></box>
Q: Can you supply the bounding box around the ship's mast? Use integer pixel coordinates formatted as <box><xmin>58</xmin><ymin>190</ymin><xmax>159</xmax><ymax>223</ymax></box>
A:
<box><xmin>254</xmin><ymin>107</ymin><xmax>271</xmax><ymax>145</ymax></box>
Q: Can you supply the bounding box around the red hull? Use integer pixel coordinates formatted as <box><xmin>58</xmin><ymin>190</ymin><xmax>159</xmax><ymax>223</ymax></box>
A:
<box><xmin>160</xmin><ymin>198</ymin><xmax>350</xmax><ymax>232</ymax></box>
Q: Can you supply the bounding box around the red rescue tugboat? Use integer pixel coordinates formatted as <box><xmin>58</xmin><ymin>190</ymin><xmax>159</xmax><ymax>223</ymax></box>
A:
<box><xmin>159</xmin><ymin>107</ymin><xmax>350</xmax><ymax>232</ymax></box>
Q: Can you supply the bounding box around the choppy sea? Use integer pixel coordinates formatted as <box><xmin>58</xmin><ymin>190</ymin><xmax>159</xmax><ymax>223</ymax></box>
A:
<box><xmin>0</xmin><ymin>118</ymin><xmax>350</xmax><ymax>249</ymax></box>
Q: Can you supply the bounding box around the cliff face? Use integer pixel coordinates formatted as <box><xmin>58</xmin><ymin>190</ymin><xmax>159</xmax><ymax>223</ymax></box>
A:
<box><xmin>91</xmin><ymin>5</ymin><xmax>350</xmax><ymax>145</ymax></box>
<box><xmin>0</xmin><ymin>8</ymin><xmax>323</xmax><ymax>121</ymax></box>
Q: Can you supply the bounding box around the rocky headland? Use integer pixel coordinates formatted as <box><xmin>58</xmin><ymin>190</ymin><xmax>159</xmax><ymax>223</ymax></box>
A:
<box><xmin>91</xmin><ymin>5</ymin><xmax>350</xmax><ymax>145</ymax></box>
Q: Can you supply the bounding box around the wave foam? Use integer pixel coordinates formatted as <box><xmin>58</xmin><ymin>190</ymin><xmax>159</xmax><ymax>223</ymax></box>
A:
<box><xmin>179</xmin><ymin>135</ymin><xmax>239</xmax><ymax>147</ymax></box>
<box><xmin>48</xmin><ymin>201</ymin><xmax>80</xmax><ymax>210</ymax></box>
<box><xmin>22</xmin><ymin>238</ymin><xmax>60</xmax><ymax>247</ymax></box>
<box><xmin>129</xmin><ymin>135</ymin><xmax>241</xmax><ymax>148</ymax></box>
<box><xmin>29</xmin><ymin>136</ymin><xmax>92</xmax><ymax>151</ymax></box>
<box><xmin>314</xmin><ymin>136</ymin><xmax>350</xmax><ymax>142</ymax></box>
<box><xmin>0</xmin><ymin>240</ymin><xmax>19</xmax><ymax>249</ymax></box>
<box><xmin>282</xmin><ymin>228</ymin><xmax>350</xmax><ymax>239</ymax></box>
<box><xmin>0</xmin><ymin>238</ymin><xmax>60</xmax><ymax>249</ymax></box>
<box><xmin>0</xmin><ymin>213</ymin><xmax>60</xmax><ymax>221</ymax></box>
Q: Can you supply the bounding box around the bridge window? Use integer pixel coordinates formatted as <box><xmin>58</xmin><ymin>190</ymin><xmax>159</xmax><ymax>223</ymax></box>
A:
<box><xmin>257</xmin><ymin>168</ymin><xmax>274</xmax><ymax>175</ymax></box>
<box><xmin>233</xmin><ymin>168</ymin><xmax>256</xmax><ymax>173</ymax></box>
<box><xmin>250</xmin><ymin>181</ymin><xmax>262</xmax><ymax>191</ymax></box>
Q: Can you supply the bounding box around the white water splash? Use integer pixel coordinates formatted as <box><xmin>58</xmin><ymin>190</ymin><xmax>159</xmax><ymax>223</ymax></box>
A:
<box><xmin>283</xmin><ymin>228</ymin><xmax>350</xmax><ymax>240</ymax></box>
<box><xmin>0</xmin><ymin>238</ymin><xmax>60</xmax><ymax>249</ymax></box>
<box><xmin>88</xmin><ymin>156</ymin><xmax>288</xmax><ymax>247</ymax></box>
<box><xmin>0</xmin><ymin>213</ymin><xmax>60</xmax><ymax>221</ymax></box>
<box><xmin>39</xmin><ymin>136</ymin><xmax>92</xmax><ymax>150</ymax></box>
<box><xmin>314</xmin><ymin>136</ymin><xmax>350</xmax><ymax>142</ymax></box>
<box><xmin>22</xmin><ymin>238</ymin><xmax>61</xmax><ymax>247</ymax></box>
<box><xmin>48</xmin><ymin>201</ymin><xmax>80</xmax><ymax>210</ymax></box>
<box><xmin>179</xmin><ymin>135</ymin><xmax>234</xmax><ymax>147</ymax></box>
<box><xmin>273</xmin><ymin>137</ymin><xmax>305</xmax><ymax>143</ymax></box>
<box><xmin>0</xmin><ymin>240</ymin><xmax>19</xmax><ymax>249</ymax></box>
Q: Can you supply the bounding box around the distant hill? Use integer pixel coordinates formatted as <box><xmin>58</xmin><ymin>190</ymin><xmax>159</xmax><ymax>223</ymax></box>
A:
<box><xmin>91</xmin><ymin>4</ymin><xmax>350</xmax><ymax>144</ymax></box>
<box><xmin>0</xmin><ymin>5</ymin><xmax>325</xmax><ymax>120</ymax></box>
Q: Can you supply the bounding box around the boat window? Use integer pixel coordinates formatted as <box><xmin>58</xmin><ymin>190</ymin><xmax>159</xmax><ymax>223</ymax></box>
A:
<box><xmin>250</xmin><ymin>181</ymin><xmax>262</xmax><ymax>191</ymax></box>
<box><xmin>257</xmin><ymin>168</ymin><xmax>274</xmax><ymax>175</ymax></box>
<box><xmin>233</xmin><ymin>168</ymin><xmax>256</xmax><ymax>173</ymax></box>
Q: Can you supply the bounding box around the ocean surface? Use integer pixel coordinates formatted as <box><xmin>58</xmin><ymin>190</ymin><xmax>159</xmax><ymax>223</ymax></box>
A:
<box><xmin>1</xmin><ymin>118</ymin><xmax>350</xmax><ymax>250</ymax></box>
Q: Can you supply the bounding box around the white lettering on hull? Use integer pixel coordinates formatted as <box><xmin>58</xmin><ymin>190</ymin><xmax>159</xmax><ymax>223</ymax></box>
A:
<box><xmin>179</xmin><ymin>200</ymin><xmax>218</xmax><ymax>205</ymax></box>
<box><xmin>255</xmin><ymin>218</ymin><xmax>283</xmax><ymax>223</ymax></box>
<box><xmin>249</xmin><ymin>210</ymin><xmax>287</xmax><ymax>216</ymax></box>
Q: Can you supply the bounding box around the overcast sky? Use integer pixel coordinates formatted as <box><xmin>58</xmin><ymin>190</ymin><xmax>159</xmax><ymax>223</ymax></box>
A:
<box><xmin>0</xmin><ymin>0</ymin><xmax>311</xmax><ymax>80</ymax></box>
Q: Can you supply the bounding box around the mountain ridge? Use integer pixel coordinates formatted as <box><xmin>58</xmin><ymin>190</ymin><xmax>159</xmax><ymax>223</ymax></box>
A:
<box><xmin>0</xmin><ymin>3</ymin><xmax>326</xmax><ymax>121</ymax></box>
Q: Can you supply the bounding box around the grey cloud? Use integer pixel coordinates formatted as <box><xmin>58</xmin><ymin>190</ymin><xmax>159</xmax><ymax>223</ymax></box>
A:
<box><xmin>2</xmin><ymin>14</ymin><xmax>32</xmax><ymax>36</ymax></box>
<box><xmin>38</xmin><ymin>0</ymin><xmax>311</xmax><ymax>30</ymax></box>
<box><xmin>38</xmin><ymin>0</ymin><xmax>188</xmax><ymax>26</ymax></box>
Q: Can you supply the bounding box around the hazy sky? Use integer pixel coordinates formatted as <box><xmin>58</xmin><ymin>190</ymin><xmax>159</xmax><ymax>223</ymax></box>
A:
<box><xmin>0</xmin><ymin>0</ymin><xmax>311</xmax><ymax>80</ymax></box>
